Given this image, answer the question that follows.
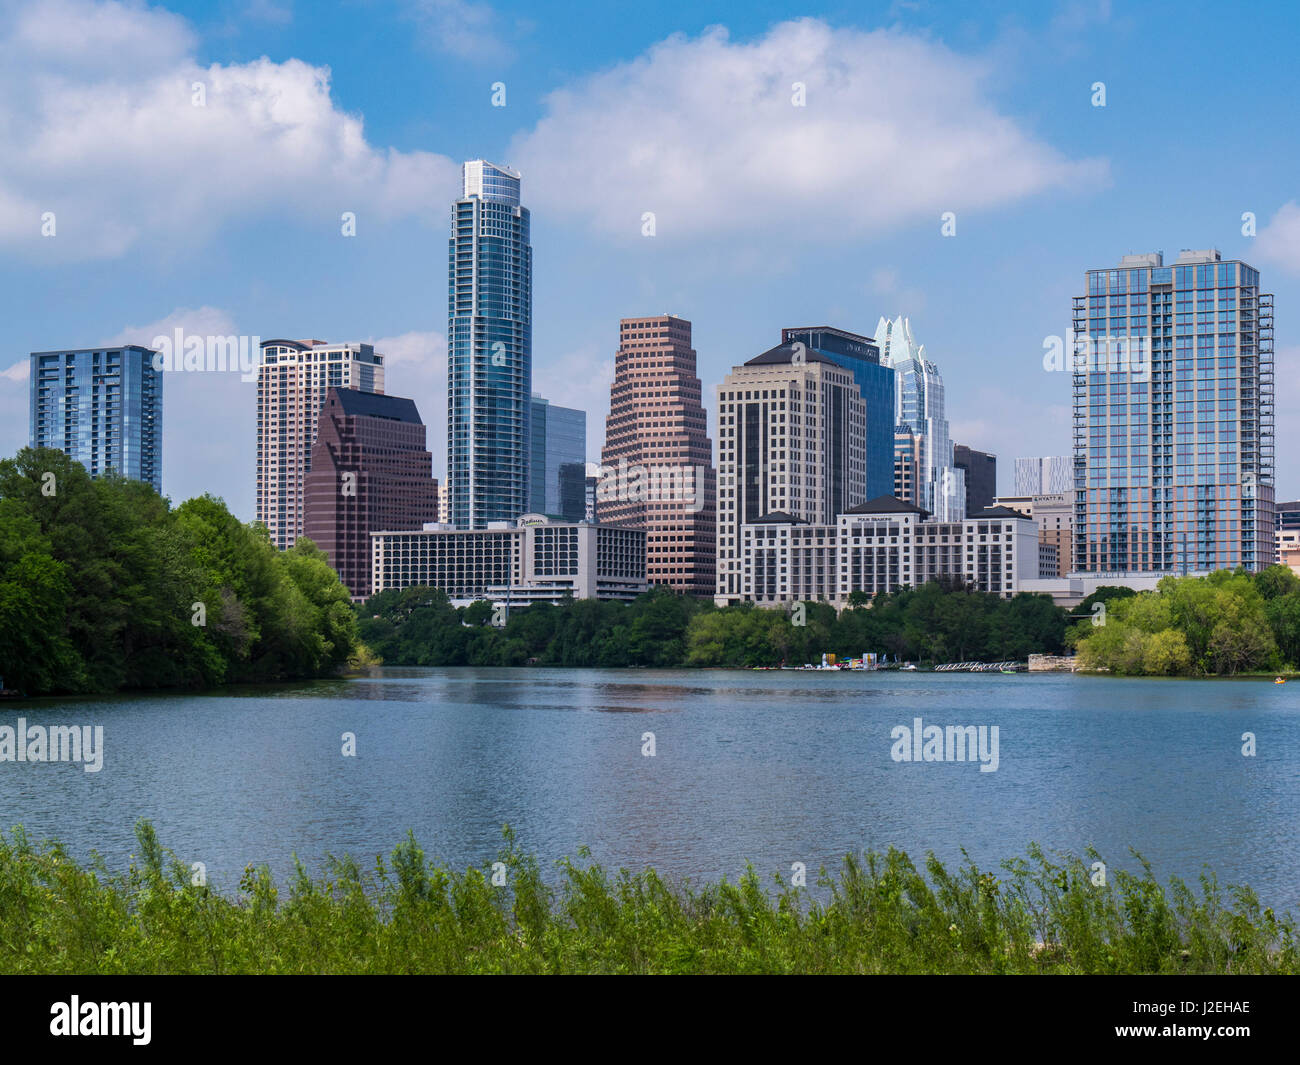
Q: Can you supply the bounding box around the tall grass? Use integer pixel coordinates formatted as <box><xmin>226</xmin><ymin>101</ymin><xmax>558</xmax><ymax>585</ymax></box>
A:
<box><xmin>0</xmin><ymin>822</ymin><xmax>1294</xmax><ymax>974</ymax></box>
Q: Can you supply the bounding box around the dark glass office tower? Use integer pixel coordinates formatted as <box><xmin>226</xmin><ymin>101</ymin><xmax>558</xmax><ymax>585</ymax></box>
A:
<box><xmin>448</xmin><ymin>160</ymin><xmax>533</xmax><ymax>528</ymax></box>
<box><xmin>29</xmin><ymin>345</ymin><xmax>162</xmax><ymax>492</ymax></box>
<box><xmin>781</xmin><ymin>326</ymin><xmax>895</xmax><ymax>502</ymax></box>
<box><xmin>1072</xmin><ymin>251</ymin><xmax>1274</xmax><ymax>573</ymax></box>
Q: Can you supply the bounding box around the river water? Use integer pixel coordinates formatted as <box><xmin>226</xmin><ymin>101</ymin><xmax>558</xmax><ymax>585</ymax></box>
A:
<box><xmin>3</xmin><ymin>668</ymin><xmax>1297</xmax><ymax>908</ymax></box>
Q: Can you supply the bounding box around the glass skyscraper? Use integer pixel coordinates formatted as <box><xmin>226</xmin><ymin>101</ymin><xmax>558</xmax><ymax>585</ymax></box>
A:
<box><xmin>29</xmin><ymin>345</ymin><xmax>163</xmax><ymax>492</ymax></box>
<box><xmin>875</xmin><ymin>316</ymin><xmax>966</xmax><ymax>521</ymax></box>
<box><xmin>1072</xmin><ymin>251</ymin><xmax>1274</xmax><ymax>574</ymax></box>
<box><xmin>780</xmin><ymin>327</ymin><xmax>895</xmax><ymax>502</ymax></box>
<box><xmin>448</xmin><ymin>160</ymin><xmax>533</xmax><ymax>528</ymax></box>
<box><xmin>529</xmin><ymin>393</ymin><xmax>585</xmax><ymax>516</ymax></box>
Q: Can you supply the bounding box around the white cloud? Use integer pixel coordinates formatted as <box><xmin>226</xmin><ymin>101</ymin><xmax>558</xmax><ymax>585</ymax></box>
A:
<box><xmin>408</xmin><ymin>0</ymin><xmax>510</xmax><ymax>61</ymax></box>
<box><xmin>0</xmin><ymin>360</ymin><xmax>30</xmax><ymax>382</ymax></box>
<box><xmin>1255</xmin><ymin>201</ymin><xmax>1300</xmax><ymax>276</ymax></box>
<box><xmin>512</xmin><ymin>18</ymin><xmax>1107</xmax><ymax>244</ymax></box>
<box><xmin>0</xmin><ymin>0</ymin><xmax>460</xmax><ymax>260</ymax></box>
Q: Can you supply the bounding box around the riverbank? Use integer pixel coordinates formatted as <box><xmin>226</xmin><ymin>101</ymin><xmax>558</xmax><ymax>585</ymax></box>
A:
<box><xmin>2</xmin><ymin>821</ymin><xmax>1293</xmax><ymax>975</ymax></box>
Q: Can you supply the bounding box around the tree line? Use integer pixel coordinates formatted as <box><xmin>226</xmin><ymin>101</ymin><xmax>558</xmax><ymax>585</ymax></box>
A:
<box><xmin>0</xmin><ymin>448</ymin><xmax>360</xmax><ymax>695</ymax></box>
<box><xmin>356</xmin><ymin>577</ymin><xmax>1071</xmax><ymax>669</ymax></box>
<box><xmin>1070</xmin><ymin>567</ymin><xmax>1300</xmax><ymax>676</ymax></box>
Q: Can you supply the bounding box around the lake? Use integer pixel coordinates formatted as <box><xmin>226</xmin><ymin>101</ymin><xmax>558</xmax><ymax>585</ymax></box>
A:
<box><xmin>2</xmin><ymin>668</ymin><xmax>1297</xmax><ymax>909</ymax></box>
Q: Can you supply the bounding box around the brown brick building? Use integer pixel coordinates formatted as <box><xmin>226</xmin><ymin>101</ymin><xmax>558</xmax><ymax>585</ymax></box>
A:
<box><xmin>599</xmin><ymin>315</ymin><xmax>716</xmax><ymax>596</ymax></box>
<box><xmin>304</xmin><ymin>387</ymin><xmax>438</xmax><ymax>600</ymax></box>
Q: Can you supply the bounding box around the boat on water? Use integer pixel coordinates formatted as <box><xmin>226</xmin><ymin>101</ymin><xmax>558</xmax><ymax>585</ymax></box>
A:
<box><xmin>1275</xmin><ymin>676</ymin><xmax>1287</xmax><ymax>685</ymax></box>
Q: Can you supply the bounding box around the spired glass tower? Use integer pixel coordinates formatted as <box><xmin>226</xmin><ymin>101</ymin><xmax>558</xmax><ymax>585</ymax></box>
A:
<box><xmin>1072</xmin><ymin>251</ymin><xmax>1274</xmax><ymax>574</ymax></box>
<box><xmin>448</xmin><ymin>160</ymin><xmax>533</xmax><ymax>528</ymax></box>
<box><xmin>875</xmin><ymin>316</ymin><xmax>966</xmax><ymax>521</ymax></box>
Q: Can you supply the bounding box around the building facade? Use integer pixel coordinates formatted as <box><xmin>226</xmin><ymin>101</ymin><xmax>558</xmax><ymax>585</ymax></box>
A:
<box><xmin>894</xmin><ymin>428</ymin><xmax>921</xmax><ymax>506</ymax></box>
<box><xmin>780</xmin><ymin>326</ymin><xmax>895</xmax><ymax>501</ymax></box>
<box><xmin>371</xmin><ymin>516</ymin><xmax>647</xmax><ymax>603</ymax></box>
<box><xmin>529</xmin><ymin>394</ymin><xmax>585</xmax><ymax>516</ymax></box>
<box><xmin>304</xmin><ymin>388</ymin><xmax>439</xmax><ymax>600</ymax></box>
<box><xmin>447</xmin><ymin>160</ymin><xmax>533</xmax><ymax>529</ymax></box>
<box><xmin>995</xmin><ymin>492</ymin><xmax>1073</xmax><ymax>579</ymax></box>
<box><xmin>875</xmin><ymin>315</ymin><xmax>966</xmax><ymax>521</ymax></box>
<box><xmin>736</xmin><ymin>497</ymin><xmax>1040</xmax><ymax>607</ymax></box>
<box><xmin>599</xmin><ymin>315</ymin><xmax>716</xmax><ymax>596</ymax></box>
<box><xmin>29</xmin><ymin>345</ymin><xmax>163</xmax><ymax>492</ymax></box>
<box><xmin>1015</xmin><ymin>455</ymin><xmax>1072</xmax><ymax>495</ymax></box>
<box><xmin>954</xmin><ymin>444</ymin><xmax>996</xmax><ymax>516</ymax></box>
<box><xmin>716</xmin><ymin>343</ymin><xmax>866</xmax><ymax>604</ymax></box>
<box><xmin>256</xmin><ymin>339</ymin><xmax>384</xmax><ymax>550</ymax></box>
<box><xmin>1072</xmin><ymin>251</ymin><xmax>1274</xmax><ymax>574</ymax></box>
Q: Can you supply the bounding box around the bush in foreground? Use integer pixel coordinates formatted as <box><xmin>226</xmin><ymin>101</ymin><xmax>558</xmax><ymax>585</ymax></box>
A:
<box><xmin>0</xmin><ymin>822</ymin><xmax>1294</xmax><ymax>975</ymax></box>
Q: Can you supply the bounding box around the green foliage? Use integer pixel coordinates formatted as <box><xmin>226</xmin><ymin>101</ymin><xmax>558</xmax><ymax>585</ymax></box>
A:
<box><xmin>0</xmin><ymin>822</ymin><xmax>1293</xmax><ymax>974</ymax></box>
<box><xmin>0</xmin><ymin>447</ymin><xmax>359</xmax><ymax>694</ymax></box>
<box><xmin>358</xmin><ymin>580</ymin><xmax>1069</xmax><ymax>669</ymax></box>
<box><xmin>1076</xmin><ymin>567</ymin><xmax>1294</xmax><ymax>676</ymax></box>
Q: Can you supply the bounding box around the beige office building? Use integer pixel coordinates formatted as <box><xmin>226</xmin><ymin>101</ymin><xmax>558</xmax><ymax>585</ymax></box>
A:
<box><xmin>256</xmin><ymin>339</ymin><xmax>384</xmax><ymax>550</ymax></box>
<box><xmin>716</xmin><ymin>343</ymin><xmax>866</xmax><ymax>604</ymax></box>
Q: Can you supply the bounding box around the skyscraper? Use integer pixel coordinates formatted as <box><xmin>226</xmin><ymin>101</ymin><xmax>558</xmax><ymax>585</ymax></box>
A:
<box><xmin>1072</xmin><ymin>250</ymin><xmax>1274</xmax><ymax>574</ymax></box>
<box><xmin>1015</xmin><ymin>455</ymin><xmax>1073</xmax><ymax>495</ymax></box>
<box><xmin>304</xmin><ymin>387</ymin><xmax>439</xmax><ymax>600</ymax></box>
<box><xmin>447</xmin><ymin>160</ymin><xmax>533</xmax><ymax>529</ymax></box>
<box><xmin>875</xmin><ymin>315</ymin><xmax>966</xmax><ymax>521</ymax></box>
<box><xmin>529</xmin><ymin>394</ymin><xmax>585</xmax><ymax>516</ymax></box>
<box><xmin>715</xmin><ymin>342</ymin><xmax>865</xmax><ymax>604</ymax></box>
<box><xmin>600</xmin><ymin>315</ymin><xmax>715</xmax><ymax>595</ymax></box>
<box><xmin>954</xmin><ymin>444</ymin><xmax>996</xmax><ymax>515</ymax></box>
<box><xmin>780</xmin><ymin>326</ymin><xmax>895</xmax><ymax>500</ymax></box>
<box><xmin>256</xmin><ymin>339</ymin><xmax>384</xmax><ymax>550</ymax></box>
<box><xmin>29</xmin><ymin>345</ymin><xmax>163</xmax><ymax>492</ymax></box>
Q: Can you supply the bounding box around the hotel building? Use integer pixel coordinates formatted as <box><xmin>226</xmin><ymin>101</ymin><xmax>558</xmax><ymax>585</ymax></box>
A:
<box><xmin>1072</xmin><ymin>251</ymin><xmax>1274</xmax><ymax>574</ymax></box>
<box><xmin>600</xmin><ymin>314</ymin><xmax>716</xmax><ymax>596</ymax></box>
<box><xmin>736</xmin><ymin>497</ymin><xmax>1041</xmax><ymax>607</ymax></box>
<box><xmin>29</xmin><ymin>345</ymin><xmax>162</xmax><ymax>492</ymax></box>
<box><xmin>256</xmin><ymin>339</ymin><xmax>384</xmax><ymax>550</ymax></box>
<box><xmin>994</xmin><ymin>492</ymin><xmax>1073</xmax><ymax>579</ymax></box>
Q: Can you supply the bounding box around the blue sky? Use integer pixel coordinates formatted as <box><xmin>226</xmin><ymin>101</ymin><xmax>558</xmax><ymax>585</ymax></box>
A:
<box><xmin>2</xmin><ymin>0</ymin><xmax>1298</xmax><ymax>519</ymax></box>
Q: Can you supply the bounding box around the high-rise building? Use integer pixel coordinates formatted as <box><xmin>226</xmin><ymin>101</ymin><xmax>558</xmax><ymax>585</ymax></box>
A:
<box><xmin>876</xmin><ymin>315</ymin><xmax>966</xmax><ymax>521</ymax></box>
<box><xmin>558</xmin><ymin>461</ymin><xmax>588</xmax><ymax>523</ymax></box>
<box><xmin>600</xmin><ymin>315</ymin><xmax>716</xmax><ymax>596</ymax></box>
<box><xmin>447</xmin><ymin>160</ymin><xmax>533</xmax><ymax>529</ymax></box>
<box><xmin>780</xmin><ymin>326</ymin><xmax>895</xmax><ymax>500</ymax></box>
<box><xmin>894</xmin><ymin>428</ymin><xmax>921</xmax><ymax>506</ymax></box>
<box><xmin>256</xmin><ymin>339</ymin><xmax>384</xmax><ymax>550</ymax></box>
<box><xmin>716</xmin><ymin>342</ymin><xmax>866</xmax><ymax>604</ymax></box>
<box><xmin>304</xmin><ymin>387</ymin><xmax>438</xmax><ymax>600</ymax></box>
<box><xmin>29</xmin><ymin>345</ymin><xmax>163</xmax><ymax>492</ymax></box>
<box><xmin>1015</xmin><ymin>455</ymin><xmax>1073</xmax><ymax>495</ymax></box>
<box><xmin>954</xmin><ymin>444</ymin><xmax>997</xmax><ymax>515</ymax></box>
<box><xmin>529</xmin><ymin>394</ymin><xmax>585</xmax><ymax>516</ymax></box>
<box><xmin>1072</xmin><ymin>251</ymin><xmax>1274</xmax><ymax>574</ymax></box>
